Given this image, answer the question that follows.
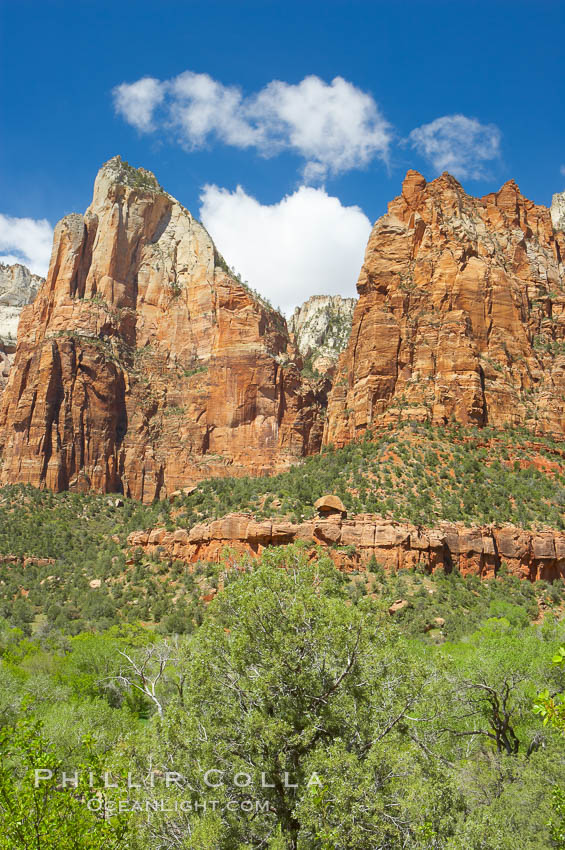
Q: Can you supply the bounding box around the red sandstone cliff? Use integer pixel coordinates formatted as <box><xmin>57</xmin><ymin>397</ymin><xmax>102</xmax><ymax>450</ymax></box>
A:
<box><xmin>0</xmin><ymin>157</ymin><xmax>327</xmax><ymax>501</ymax></box>
<box><xmin>2</xmin><ymin>163</ymin><xmax>565</xmax><ymax>503</ymax></box>
<box><xmin>128</xmin><ymin>512</ymin><xmax>565</xmax><ymax>583</ymax></box>
<box><xmin>324</xmin><ymin>171</ymin><xmax>565</xmax><ymax>446</ymax></box>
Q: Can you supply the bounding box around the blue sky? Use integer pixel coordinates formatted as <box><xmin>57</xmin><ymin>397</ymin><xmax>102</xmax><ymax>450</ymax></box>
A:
<box><xmin>1</xmin><ymin>0</ymin><xmax>563</xmax><ymax>311</ymax></box>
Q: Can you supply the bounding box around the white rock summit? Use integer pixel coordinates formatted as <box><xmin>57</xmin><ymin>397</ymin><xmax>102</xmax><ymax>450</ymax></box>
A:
<box><xmin>289</xmin><ymin>294</ymin><xmax>356</xmax><ymax>375</ymax></box>
<box><xmin>0</xmin><ymin>263</ymin><xmax>42</xmax><ymax>389</ymax></box>
<box><xmin>551</xmin><ymin>191</ymin><xmax>565</xmax><ymax>232</ymax></box>
<box><xmin>0</xmin><ymin>263</ymin><xmax>42</xmax><ymax>342</ymax></box>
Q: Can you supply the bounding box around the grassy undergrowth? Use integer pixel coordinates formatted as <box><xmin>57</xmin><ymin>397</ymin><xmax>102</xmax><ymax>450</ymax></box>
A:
<box><xmin>176</xmin><ymin>421</ymin><xmax>565</xmax><ymax>529</ymax></box>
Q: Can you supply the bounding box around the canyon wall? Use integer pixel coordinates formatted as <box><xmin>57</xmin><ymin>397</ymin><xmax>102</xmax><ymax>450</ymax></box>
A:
<box><xmin>0</xmin><ymin>263</ymin><xmax>41</xmax><ymax>390</ymax></box>
<box><xmin>1</xmin><ymin>163</ymin><xmax>565</xmax><ymax>504</ymax></box>
<box><xmin>289</xmin><ymin>294</ymin><xmax>356</xmax><ymax>375</ymax></box>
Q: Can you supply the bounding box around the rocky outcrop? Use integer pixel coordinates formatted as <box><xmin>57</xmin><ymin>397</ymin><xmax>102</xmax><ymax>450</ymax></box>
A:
<box><xmin>314</xmin><ymin>494</ymin><xmax>347</xmax><ymax>516</ymax></box>
<box><xmin>3</xmin><ymin>163</ymin><xmax>565</xmax><ymax>504</ymax></box>
<box><xmin>324</xmin><ymin>171</ymin><xmax>565</xmax><ymax>446</ymax></box>
<box><xmin>128</xmin><ymin>512</ymin><xmax>565</xmax><ymax>582</ymax></box>
<box><xmin>0</xmin><ymin>157</ymin><xmax>327</xmax><ymax>502</ymax></box>
<box><xmin>552</xmin><ymin>191</ymin><xmax>565</xmax><ymax>233</ymax></box>
<box><xmin>0</xmin><ymin>263</ymin><xmax>42</xmax><ymax>390</ymax></box>
<box><xmin>289</xmin><ymin>295</ymin><xmax>356</xmax><ymax>375</ymax></box>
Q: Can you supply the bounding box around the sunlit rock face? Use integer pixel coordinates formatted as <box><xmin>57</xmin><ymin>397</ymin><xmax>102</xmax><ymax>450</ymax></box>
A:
<box><xmin>552</xmin><ymin>190</ymin><xmax>565</xmax><ymax>233</ymax></box>
<box><xmin>0</xmin><ymin>157</ymin><xmax>327</xmax><ymax>501</ymax></box>
<box><xmin>129</xmin><ymin>513</ymin><xmax>565</xmax><ymax>583</ymax></box>
<box><xmin>289</xmin><ymin>294</ymin><xmax>356</xmax><ymax>376</ymax></box>
<box><xmin>325</xmin><ymin>170</ymin><xmax>565</xmax><ymax>447</ymax></box>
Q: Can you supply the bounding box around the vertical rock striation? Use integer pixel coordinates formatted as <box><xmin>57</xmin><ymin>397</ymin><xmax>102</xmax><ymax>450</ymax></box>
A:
<box><xmin>325</xmin><ymin>171</ymin><xmax>565</xmax><ymax>446</ymax></box>
<box><xmin>0</xmin><ymin>157</ymin><xmax>327</xmax><ymax>501</ymax></box>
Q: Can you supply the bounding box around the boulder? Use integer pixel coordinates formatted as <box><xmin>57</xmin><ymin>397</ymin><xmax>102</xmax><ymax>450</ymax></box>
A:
<box><xmin>314</xmin><ymin>495</ymin><xmax>347</xmax><ymax>517</ymax></box>
<box><xmin>389</xmin><ymin>599</ymin><xmax>409</xmax><ymax>615</ymax></box>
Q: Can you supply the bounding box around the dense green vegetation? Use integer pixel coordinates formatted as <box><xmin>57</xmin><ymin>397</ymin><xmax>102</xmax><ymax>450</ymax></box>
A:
<box><xmin>176</xmin><ymin>421</ymin><xmax>565</xmax><ymax>529</ymax></box>
<box><xmin>1</xmin><ymin>482</ymin><xmax>564</xmax><ymax>640</ymax></box>
<box><xmin>0</xmin><ymin>486</ymin><xmax>189</xmax><ymax>634</ymax></box>
<box><xmin>0</xmin><ymin>720</ymin><xmax>129</xmax><ymax>849</ymax></box>
<box><xmin>0</xmin><ymin>421</ymin><xmax>563</xmax><ymax>846</ymax></box>
<box><xmin>1</xmin><ymin>546</ymin><xmax>565</xmax><ymax>848</ymax></box>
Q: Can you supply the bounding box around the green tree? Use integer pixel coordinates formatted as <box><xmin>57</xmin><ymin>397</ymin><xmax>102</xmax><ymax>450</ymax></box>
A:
<box><xmin>127</xmin><ymin>547</ymin><xmax>457</xmax><ymax>849</ymax></box>
<box><xmin>533</xmin><ymin>645</ymin><xmax>565</xmax><ymax>847</ymax></box>
<box><xmin>0</xmin><ymin>719</ymin><xmax>129</xmax><ymax>849</ymax></box>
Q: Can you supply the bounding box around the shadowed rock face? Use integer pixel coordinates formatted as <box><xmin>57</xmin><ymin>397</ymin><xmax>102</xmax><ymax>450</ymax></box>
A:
<box><xmin>324</xmin><ymin>171</ymin><xmax>565</xmax><ymax>446</ymax></box>
<box><xmin>0</xmin><ymin>157</ymin><xmax>327</xmax><ymax>502</ymax></box>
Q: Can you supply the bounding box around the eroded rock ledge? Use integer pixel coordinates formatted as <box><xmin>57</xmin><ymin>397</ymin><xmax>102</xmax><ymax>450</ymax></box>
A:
<box><xmin>128</xmin><ymin>513</ymin><xmax>565</xmax><ymax>582</ymax></box>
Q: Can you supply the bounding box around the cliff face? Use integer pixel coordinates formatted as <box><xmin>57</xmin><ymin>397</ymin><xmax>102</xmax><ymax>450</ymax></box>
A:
<box><xmin>0</xmin><ymin>263</ymin><xmax>42</xmax><ymax>390</ymax></box>
<box><xmin>2</xmin><ymin>163</ymin><xmax>564</xmax><ymax>503</ymax></box>
<box><xmin>289</xmin><ymin>294</ymin><xmax>356</xmax><ymax>375</ymax></box>
<box><xmin>128</xmin><ymin>513</ymin><xmax>565</xmax><ymax>583</ymax></box>
<box><xmin>325</xmin><ymin>171</ymin><xmax>565</xmax><ymax>446</ymax></box>
<box><xmin>0</xmin><ymin>157</ymin><xmax>327</xmax><ymax>502</ymax></box>
<box><xmin>0</xmin><ymin>263</ymin><xmax>42</xmax><ymax>341</ymax></box>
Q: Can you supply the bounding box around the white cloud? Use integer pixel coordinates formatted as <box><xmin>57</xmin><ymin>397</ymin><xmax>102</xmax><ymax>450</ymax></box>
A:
<box><xmin>113</xmin><ymin>72</ymin><xmax>392</xmax><ymax>181</ymax></box>
<box><xmin>169</xmin><ymin>71</ymin><xmax>259</xmax><ymax>149</ymax></box>
<box><xmin>199</xmin><ymin>184</ymin><xmax>371</xmax><ymax>314</ymax></box>
<box><xmin>250</xmin><ymin>76</ymin><xmax>391</xmax><ymax>179</ymax></box>
<box><xmin>561</xmin><ymin>165</ymin><xmax>565</xmax><ymax>177</ymax></box>
<box><xmin>408</xmin><ymin>114</ymin><xmax>501</xmax><ymax>180</ymax></box>
<box><xmin>113</xmin><ymin>77</ymin><xmax>165</xmax><ymax>132</ymax></box>
<box><xmin>0</xmin><ymin>214</ymin><xmax>53</xmax><ymax>276</ymax></box>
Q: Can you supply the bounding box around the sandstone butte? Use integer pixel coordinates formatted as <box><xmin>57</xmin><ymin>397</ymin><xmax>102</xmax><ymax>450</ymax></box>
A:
<box><xmin>1</xmin><ymin>159</ymin><xmax>565</xmax><ymax>513</ymax></box>
<box><xmin>324</xmin><ymin>170</ymin><xmax>565</xmax><ymax>445</ymax></box>
<box><xmin>0</xmin><ymin>157</ymin><xmax>328</xmax><ymax>502</ymax></box>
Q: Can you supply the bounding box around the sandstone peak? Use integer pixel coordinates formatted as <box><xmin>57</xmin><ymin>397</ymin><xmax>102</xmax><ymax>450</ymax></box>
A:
<box><xmin>2</xmin><ymin>159</ymin><xmax>564</xmax><ymax>503</ymax></box>
<box><xmin>0</xmin><ymin>158</ymin><xmax>327</xmax><ymax>501</ymax></box>
<box><xmin>434</xmin><ymin>171</ymin><xmax>465</xmax><ymax>190</ymax></box>
<box><xmin>498</xmin><ymin>177</ymin><xmax>521</xmax><ymax>191</ymax></box>
<box><xmin>325</xmin><ymin>170</ymin><xmax>565</xmax><ymax>445</ymax></box>
<box><xmin>401</xmin><ymin>170</ymin><xmax>426</xmax><ymax>205</ymax></box>
<box><xmin>88</xmin><ymin>155</ymin><xmax>168</xmax><ymax>225</ymax></box>
<box><xmin>490</xmin><ymin>178</ymin><xmax>523</xmax><ymax>216</ymax></box>
<box><xmin>0</xmin><ymin>262</ymin><xmax>42</xmax><ymax>390</ymax></box>
<box><xmin>0</xmin><ymin>262</ymin><xmax>42</xmax><ymax>310</ymax></box>
<box><xmin>96</xmin><ymin>155</ymin><xmax>163</xmax><ymax>193</ymax></box>
<box><xmin>289</xmin><ymin>294</ymin><xmax>356</xmax><ymax>375</ymax></box>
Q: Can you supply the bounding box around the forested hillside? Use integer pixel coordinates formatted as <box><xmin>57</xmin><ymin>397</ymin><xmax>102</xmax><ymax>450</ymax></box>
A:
<box><xmin>1</xmin><ymin>546</ymin><xmax>565</xmax><ymax>848</ymax></box>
